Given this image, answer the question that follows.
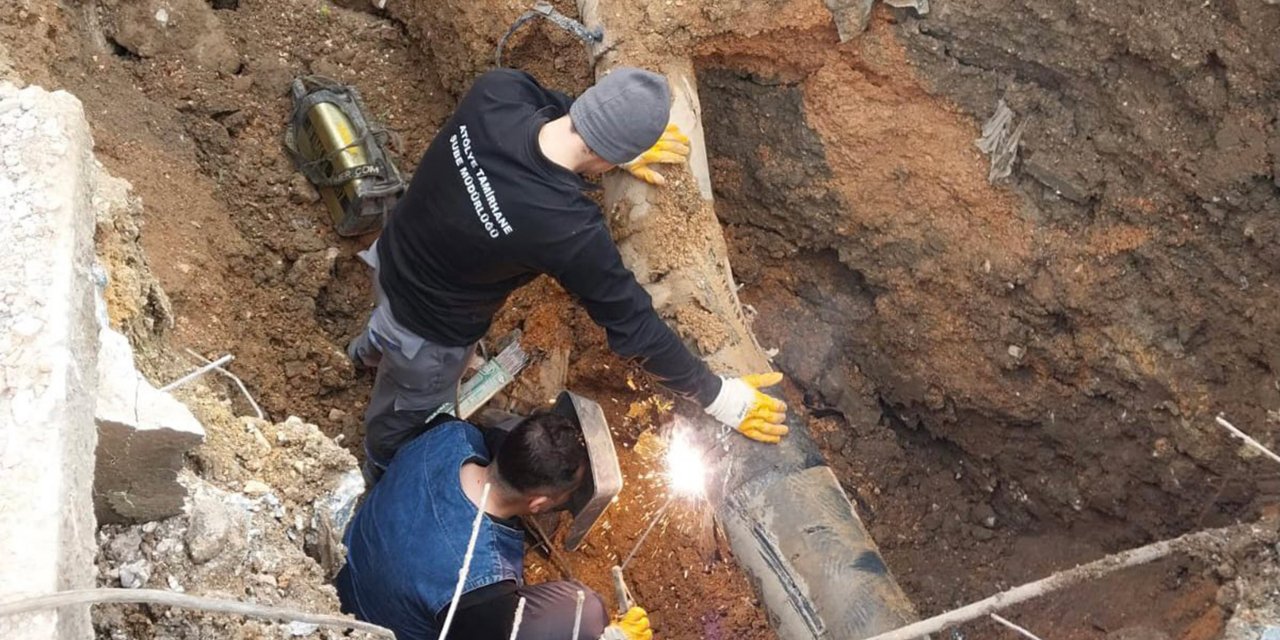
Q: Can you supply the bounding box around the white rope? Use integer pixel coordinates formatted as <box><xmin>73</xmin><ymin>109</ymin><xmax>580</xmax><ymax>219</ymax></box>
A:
<box><xmin>571</xmin><ymin>589</ymin><xmax>585</xmax><ymax>640</ymax></box>
<box><xmin>438</xmin><ymin>482</ymin><xmax>491</xmax><ymax>640</ymax></box>
<box><xmin>508</xmin><ymin>596</ymin><xmax>527</xmax><ymax>640</ymax></box>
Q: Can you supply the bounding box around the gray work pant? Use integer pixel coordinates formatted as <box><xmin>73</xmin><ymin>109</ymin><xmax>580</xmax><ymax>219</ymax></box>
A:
<box><xmin>511</xmin><ymin>580</ymin><xmax>609</xmax><ymax>639</ymax></box>
<box><xmin>350</xmin><ymin>244</ymin><xmax>475</xmax><ymax>473</ymax></box>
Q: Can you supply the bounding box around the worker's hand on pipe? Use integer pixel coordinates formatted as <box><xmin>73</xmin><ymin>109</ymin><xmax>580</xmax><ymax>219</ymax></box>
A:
<box><xmin>704</xmin><ymin>372</ymin><xmax>790</xmax><ymax>444</ymax></box>
<box><xmin>600</xmin><ymin>606</ymin><xmax>653</xmax><ymax>640</ymax></box>
<box><xmin>621</xmin><ymin>123</ymin><xmax>690</xmax><ymax>185</ymax></box>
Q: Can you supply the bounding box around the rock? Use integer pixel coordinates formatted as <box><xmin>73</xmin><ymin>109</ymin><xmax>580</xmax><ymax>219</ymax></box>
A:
<box><xmin>1007</xmin><ymin>344</ymin><xmax>1026</xmax><ymax>359</ymax></box>
<box><xmin>971</xmin><ymin>503</ymin><xmax>997</xmax><ymax>528</ymax></box>
<box><xmin>105</xmin><ymin>529</ymin><xmax>144</xmax><ymax>564</ymax></box>
<box><xmin>253</xmin><ymin>59</ymin><xmax>296</xmax><ymax>97</ymax></box>
<box><xmin>243</xmin><ymin>480</ymin><xmax>271</xmax><ymax>496</ymax></box>
<box><xmin>968</xmin><ymin>524</ymin><xmax>995</xmax><ymax>541</ymax></box>
<box><xmin>920</xmin><ymin>509</ymin><xmax>944</xmax><ymax>531</ymax></box>
<box><xmin>185</xmin><ymin>492</ymin><xmax>231</xmax><ymax>564</ymax></box>
<box><xmin>288</xmin><ymin>174</ymin><xmax>319</xmax><ymax>204</ymax></box>
<box><xmin>287</xmin><ymin>249</ymin><xmax>339</xmax><ymax>298</ymax></box>
<box><xmin>1023</xmin><ymin>155</ymin><xmax>1095</xmax><ymax>204</ymax></box>
<box><xmin>231</xmin><ymin>74</ymin><xmax>253</xmax><ymax>93</ymax></box>
<box><xmin>287</xmin><ymin>622</ymin><xmax>320</xmax><ymax>636</ymax></box>
<box><xmin>118</xmin><ymin>560</ymin><xmax>151</xmax><ymax>589</ymax></box>
<box><xmin>220</xmin><ymin>110</ymin><xmax>248</xmax><ymax>136</ymax></box>
<box><xmin>825</xmin><ymin>426</ymin><xmax>851</xmax><ymax>455</ymax></box>
<box><xmin>822</xmin><ymin>0</ymin><xmax>875</xmax><ymax>41</ymax></box>
<box><xmin>290</xmin><ymin>228</ymin><xmax>328</xmax><ymax>255</ymax></box>
<box><xmin>1216</xmin><ymin>562</ymin><xmax>1237</xmax><ymax>580</ymax></box>
<box><xmin>105</xmin><ymin>0</ymin><xmax>240</xmax><ymax>73</ymax></box>
<box><xmin>310</xmin><ymin>59</ymin><xmax>343</xmax><ymax>79</ymax></box>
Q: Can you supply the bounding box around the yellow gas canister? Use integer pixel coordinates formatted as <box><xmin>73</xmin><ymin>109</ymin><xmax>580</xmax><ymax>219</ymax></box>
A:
<box><xmin>285</xmin><ymin>77</ymin><xmax>405</xmax><ymax>237</ymax></box>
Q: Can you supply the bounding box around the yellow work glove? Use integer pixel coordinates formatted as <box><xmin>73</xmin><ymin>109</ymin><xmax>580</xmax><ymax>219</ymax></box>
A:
<box><xmin>620</xmin><ymin>124</ymin><xmax>690</xmax><ymax>185</ymax></box>
<box><xmin>600</xmin><ymin>606</ymin><xmax>653</xmax><ymax>640</ymax></box>
<box><xmin>704</xmin><ymin>372</ymin><xmax>790</xmax><ymax>444</ymax></box>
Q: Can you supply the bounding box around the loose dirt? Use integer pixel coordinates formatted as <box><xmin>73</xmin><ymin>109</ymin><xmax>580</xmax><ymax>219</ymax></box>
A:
<box><xmin>8</xmin><ymin>0</ymin><xmax>1279</xmax><ymax>638</ymax></box>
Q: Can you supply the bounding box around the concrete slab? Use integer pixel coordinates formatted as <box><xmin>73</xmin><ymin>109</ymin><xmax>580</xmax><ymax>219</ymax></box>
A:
<box><xmin>94</xmin><ymin>328</ymin><xmax>204</xmax><ymax>524</ymax></box>
<box><xmin>0</xmin><ymin>83</ymin><xmax>100</xmax><ymax>639</ymax></box>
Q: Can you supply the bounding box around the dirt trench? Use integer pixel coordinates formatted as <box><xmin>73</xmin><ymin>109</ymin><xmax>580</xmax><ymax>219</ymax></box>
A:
<box><xmin>691</xmin><ymin>2</ymin><xmax>1280</xmax><ymax>637</ymax></box>
<box><xmin>6</xmin><ymin>0</ymin><xmax>1280</xmax><ymax>637</ymax></box>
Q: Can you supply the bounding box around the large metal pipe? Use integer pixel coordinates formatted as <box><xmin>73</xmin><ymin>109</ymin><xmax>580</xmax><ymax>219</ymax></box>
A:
<box><xmin>574</xmin><ymin>5</ymin><xmax>918</xmax><ymax>637</ymax></box>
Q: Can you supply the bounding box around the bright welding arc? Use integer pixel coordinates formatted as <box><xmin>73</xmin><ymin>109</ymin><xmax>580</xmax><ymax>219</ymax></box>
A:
<box><xmin>665</xmin><ymin>429</ymin><xmax>708</xmax><ymax>497</ymax></box>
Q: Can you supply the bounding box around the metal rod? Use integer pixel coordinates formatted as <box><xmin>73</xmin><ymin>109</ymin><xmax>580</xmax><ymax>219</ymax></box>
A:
<box><xmin>184</xmin><ymin>349</ymin><xmax>264</xmax><ymax>419</ymax></box>
<box><xmin>621</xmin><ymin>495</ymin><xmax>674</xmax><ymax>570</ymax></box>
<box><xmin>990</xmin><ymin>613</ymin><xmax>1044</xmax><ymax>640</ymax></box>
<box><xmin>523</xmin><ymin>515</ymin><xmax>575</xmax><ymax>580</ymax></box>
<box><xmin>611</xmin><ymin>566</ymin><xmax>633</xmax><ymax>616</ymax></box>
<box><xmin>160</xmin><ymin>354</ymin><xmax>234</xmax><ymax>392</ymax></box>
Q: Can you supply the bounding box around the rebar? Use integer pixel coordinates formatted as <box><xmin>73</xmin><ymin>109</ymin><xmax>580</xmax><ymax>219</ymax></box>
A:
<box><xmin>160</xmin><ymin>354</ymin><xmax>234</xmax><ymax>392</ymax></box>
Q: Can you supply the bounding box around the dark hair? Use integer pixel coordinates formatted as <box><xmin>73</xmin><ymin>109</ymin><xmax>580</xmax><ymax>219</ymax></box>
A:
<box><xmin>495</xmin><ymin>412</ymin><xmax>588</xmax><ymax>495</ymax></box>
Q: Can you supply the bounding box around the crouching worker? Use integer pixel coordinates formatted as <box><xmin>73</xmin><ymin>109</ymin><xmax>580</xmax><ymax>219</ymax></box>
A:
<box><xmin>335</xmin><ymin>410</ymin><xmax>652</xmax><ymax>640</ymax></box>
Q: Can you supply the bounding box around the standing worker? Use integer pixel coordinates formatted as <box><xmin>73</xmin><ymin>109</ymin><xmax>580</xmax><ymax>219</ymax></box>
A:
<box><xmin>348</xmin><ymin>67</ymin><xmax>789</xmax><ymax>479</ymax></box>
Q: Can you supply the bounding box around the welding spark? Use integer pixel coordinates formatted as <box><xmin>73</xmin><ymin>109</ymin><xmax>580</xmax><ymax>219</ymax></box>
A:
<box><xmin>665</xmin><ymin>429</ymin><xmax>708</xmax><ymax>497</ymax></box>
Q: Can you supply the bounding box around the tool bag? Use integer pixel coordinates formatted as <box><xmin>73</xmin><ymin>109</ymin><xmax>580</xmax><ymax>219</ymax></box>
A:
<box><xmin>284</xmin><ymin>76</ymin><xmax>406</xmax><ymax>237</ymax></box>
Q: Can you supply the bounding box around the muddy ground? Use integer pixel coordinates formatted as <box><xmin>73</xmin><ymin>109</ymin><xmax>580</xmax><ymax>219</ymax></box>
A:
<box><xmin>5</xmin><ymin>0</ymin><xmax>1280</xmax><ymax>638</ymax></box>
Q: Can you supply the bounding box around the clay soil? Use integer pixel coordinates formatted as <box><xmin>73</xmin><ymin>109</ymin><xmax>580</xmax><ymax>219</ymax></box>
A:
<box><xmin>7</xmin><ymin>0</ymin><xmax>1279</xmax><ymax>638</ymax></box>
<box><xmin>695</xmin><ymin>4</ymin><xmax>1280</xmax><ymax>639</ymax></box>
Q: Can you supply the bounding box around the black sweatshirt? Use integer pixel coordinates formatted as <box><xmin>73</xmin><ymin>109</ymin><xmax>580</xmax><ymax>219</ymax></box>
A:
<box><xmin>377</xmin><ymin>69</ymin><xmax>721</xmax><ymax>406</ymax></box>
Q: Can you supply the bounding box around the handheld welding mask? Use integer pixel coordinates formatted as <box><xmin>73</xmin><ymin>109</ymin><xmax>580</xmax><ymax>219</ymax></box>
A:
<box><xmin>481</xmin><ymin>391</ymin><xmax>622</xmax><ymax>551</ymax></box>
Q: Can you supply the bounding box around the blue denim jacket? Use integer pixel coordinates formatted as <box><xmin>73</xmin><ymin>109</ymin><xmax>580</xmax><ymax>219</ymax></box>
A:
<box><xmin>337</xmin><ymin>421</ymin><xmax>525</xmax><ymax>640</ymax></box>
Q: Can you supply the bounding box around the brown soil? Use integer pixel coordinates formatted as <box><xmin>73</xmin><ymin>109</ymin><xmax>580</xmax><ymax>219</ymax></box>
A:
<box><xmin>4</xmin><ymin>0</ymin><xmax>772</xmax><ymax>635</ymax></box>
<box><xmin>491</xmin><ymin>278</ymin><xmax>774</xmax><ymax>639</ymax></box>
<box><xmin>8</xmin><ymin>0</ymin><xmax>1280</xmax><ymax>638</ymax></box>
<box><xmin>696</xmin><ymin>5</ymin><xmax>1280</xmax><ymax>639</ymax></box>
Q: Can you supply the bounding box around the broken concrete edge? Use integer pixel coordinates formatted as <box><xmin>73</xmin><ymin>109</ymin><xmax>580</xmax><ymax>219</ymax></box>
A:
<box><xmin>0</xmin><ymin>83</ymin><xmax>100</xmax><ymax>639</ymax></box>
<box><xmin>95</xmin><ymin>326</ymin><xmax>205</xmax><ymax>524</ymax></box>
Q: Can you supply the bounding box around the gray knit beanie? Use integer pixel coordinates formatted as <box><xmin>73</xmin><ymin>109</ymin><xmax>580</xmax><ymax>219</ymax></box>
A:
<box><xmin>570</xmin><ymin>67</ymin><xmax>671</xmax><ymax>165</ymax></box>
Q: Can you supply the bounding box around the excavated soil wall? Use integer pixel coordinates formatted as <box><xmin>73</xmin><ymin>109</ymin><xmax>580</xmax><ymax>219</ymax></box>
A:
<box><xmin>6</xmin><ymin>0</ymin><xmax>1278</xmax><ymax>637</ymax></box>
<box><xmin>694</xmin><ymin>1</ymin><xmax>1280</xmax><ymax>632</ymax></box>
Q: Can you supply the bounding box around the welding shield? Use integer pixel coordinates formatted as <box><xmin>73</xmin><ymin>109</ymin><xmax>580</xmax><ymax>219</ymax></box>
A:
<box><xmin>480</xmin><ymin>391</ymin><xmax>622</xmax><ymax>551</ymax></box>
